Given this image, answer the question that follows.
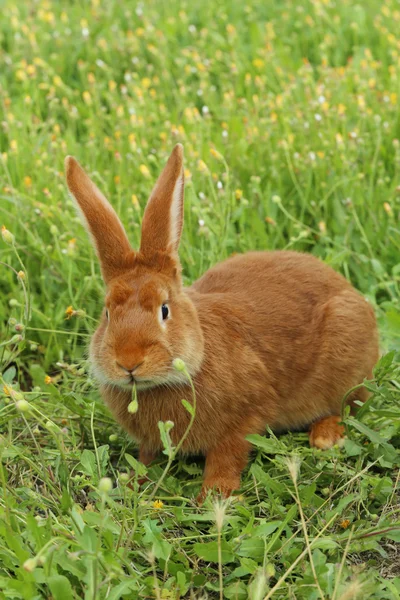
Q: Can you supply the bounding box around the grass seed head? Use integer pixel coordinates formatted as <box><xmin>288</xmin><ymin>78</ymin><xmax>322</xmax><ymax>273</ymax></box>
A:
<box><xmin>338</xmin><ymin>579</ymin><xmax>366</xmax><ymax>600</ymax></box>
<box><xmin>213</xmin><ymin>497</ymin><xmax>231</xmax><ymax>532</ymax></box>
<box><xmin>286</xmin><ymin>455</ymin><xmax>302</xmax><ymax>484</ymax></box>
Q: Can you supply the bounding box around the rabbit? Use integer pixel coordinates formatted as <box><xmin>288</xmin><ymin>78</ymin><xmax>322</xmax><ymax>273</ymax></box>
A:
<box><xmin>65</xmin><ymin>144</ymin><xmax>379</xmax><ymax>501</ymax></box>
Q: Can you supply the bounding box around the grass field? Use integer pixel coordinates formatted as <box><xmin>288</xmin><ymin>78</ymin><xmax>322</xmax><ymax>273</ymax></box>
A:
<box><xmin>1</xmin><ymin>0</ymin><xmax>400</xmax><ymax>598</ymax></box>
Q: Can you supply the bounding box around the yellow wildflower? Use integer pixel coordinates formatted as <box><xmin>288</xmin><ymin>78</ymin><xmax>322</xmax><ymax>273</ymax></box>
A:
<box><xmin>383</xmin><ymin>202</ymin><xmax>393</xmax><ymax>216</ymax></box>
<box><xmin>139</xmin><ymin>164</ymin><xmax>150</xmax><ymax>178</ymax></box>
<box><xmin>235</xmin><ymin>189</ymin><xmax>243</xmax><ymax>200</ymax></box>
<box><xmin>24</xmin><ymin>176</ymin><xmax>32</xmax><ymax>188</ymax></box>
<box><xmin>340</xmin><ymin>519</ymin><xmax>350</xmax><ymax>529</ymax></box>
<box><xmin>44</xmin><ymin>376</ymin><xmax>53</xmax><ymax>385</ymax></box>
<box><xmin>197</xmin><ymin>160</ymin><xmax>208</xmax><ymax>173</ymax></box>
<box><xmin>65</xmin><ymin>306</ymin><xmax>74</xmax><ymax>319</ymax></box>
<box><xmin>15</xmin><ymin>69</ymin><xmax>26</xmax><ymax>81</ymax></box>
<box><xmin>153</xmin><ymin>500</ymin><xmax>164</xmax><ymax>510</ymax></box>
<box><xmin>210</xmin><ymin>148</ymin><xmax>223</xmax><ymax>161</ymax></box>
<box><xmin>82</xmin><ymin>91</ymin><xmax>92</xmax><ymax>105</ymax></box>
<box><xmin>26</xmin><ymin>64</ymin><xmax>36</xmax><ymax>76</ymax></box>
<box><xmin>252</xmin><ymin>58</ymin><xmax>264</xmax><ymax>69</ymax></box>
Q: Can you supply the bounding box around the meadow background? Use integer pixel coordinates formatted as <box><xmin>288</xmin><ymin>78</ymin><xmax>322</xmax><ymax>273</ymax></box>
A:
<box><xmin>1</xmin><ymin>0</ymin><xmax>400</xmax><ymax>598</ymax></box>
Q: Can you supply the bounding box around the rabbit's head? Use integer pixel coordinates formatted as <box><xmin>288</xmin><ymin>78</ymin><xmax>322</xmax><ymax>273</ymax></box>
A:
<box><xmin>65</xmin><ymin>145</ymin><xmax>204</xmax><ymax>391</ymax></box>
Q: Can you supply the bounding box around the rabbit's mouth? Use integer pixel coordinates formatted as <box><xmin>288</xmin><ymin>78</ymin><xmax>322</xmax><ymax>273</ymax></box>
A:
<box><xmin>118</xmin><ymin>378</ymin><xmax>158</xmax><ymax>391</ymax></box>
<box><xmin>90</xmin><ymin>354</ymin><xmax>194</xmax><ymax>392</ymax></box>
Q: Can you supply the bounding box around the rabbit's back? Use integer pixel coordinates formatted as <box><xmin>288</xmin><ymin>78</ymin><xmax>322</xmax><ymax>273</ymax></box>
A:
<box><xmin>189</xmin><ymin>250</ymin><xmax>378</xmax><ymax>431</ymax></box>
<box><xmin>192</xmin><ymin>251</ymin><xmax>349</xmax><ymax>300</ymax></box>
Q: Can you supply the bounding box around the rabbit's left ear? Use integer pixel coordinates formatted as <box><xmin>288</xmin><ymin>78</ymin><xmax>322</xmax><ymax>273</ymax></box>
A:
<box><xmin>65</xmin><ymin>157</ymin><xmax>134</xmax><ymax>284</ymax></box>
<box><xmin>139</xmin><ymin>144</ymin><xmax>184</xmax><ymax>258</ymax></box>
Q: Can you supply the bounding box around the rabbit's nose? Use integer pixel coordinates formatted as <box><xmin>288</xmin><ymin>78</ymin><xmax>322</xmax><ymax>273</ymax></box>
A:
<box><xmin>116</xmin><ymin>361</ymin><xmax>143</xmax><ymax>374</ymax></box>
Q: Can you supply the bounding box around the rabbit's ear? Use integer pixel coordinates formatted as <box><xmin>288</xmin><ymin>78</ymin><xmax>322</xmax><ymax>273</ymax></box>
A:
<box><xmin>140</xmin><ymin>144</ymin><xmax>184</xmax><ymax>258</ymax></box>
<box><xmin>65</xmin><ymin>157</ymin><xmax>134</xmax><ymax>283</ymax></box>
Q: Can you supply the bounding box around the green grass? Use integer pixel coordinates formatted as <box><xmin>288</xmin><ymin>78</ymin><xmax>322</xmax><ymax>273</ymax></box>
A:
<box><xmin>1</xmin><ymin>0</ymin><xmax>400</xmax><ymax>598</ymax></box>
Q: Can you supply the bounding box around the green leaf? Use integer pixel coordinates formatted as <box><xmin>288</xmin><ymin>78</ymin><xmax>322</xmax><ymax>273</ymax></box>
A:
<box><xmin>125</xmin><ymin>453</ymin><xmax>147</xmax><ymax>477</ymax></box>
<box><xmin>60</xmin><ymin>488</ymin><xmax>72</xmax><ymax>513</ymax></box>
<box><xmin>246</xmin><ymin>434</ymin><xmax>286</xmax><ymax>454</ymax></box>
<box><xmin>181</xmin><ymin>398</ymin><xmax>194</xmax><ymax>416</ymax></box>
<box><xmin>237</xmin><ymin>537</ymin><xmax>265</xmax><ymax>561</ymax></box>
<box><xmin>106</xmin><ymin>579</ymin><xmax>139</xmax><ymax>600</ymax></box>
<box><xmin>47</xmin><ymin>575</ymin><xmax>73</xmax><ymax>600</ymax></box>
<box><xmin>70</xmin><ymin>504</ymin><xmax>85</xmax><ymax>534</ymax></box>
<box><xmin>80</xmin><ymin>450</ymin><xmax>96</xmax><ymax>477</ymax></box>
<box><xmin>384</xmin><ymin>528</ymin><xmax>400</xmax><ymax>542</ymax></box>
<box><xmin>97</xmin><ymin>445</ymin><xmax>110</xmax><ymax>475</ymax></box>
<box><xmin>384</xmin><ymin>310</ymin><xmax>400</xmax><ymax>336</ymax></box>
<box><xmin>224</xmin><ymin>581</ymin><xmax>247</xmax><ymax>600</ymax></box>
<box><xmin>347</xmin><ymin>418</ymin><xmax>385</xmax><ymax>445</ymax></box>
<box><xmin>193</xmin><ymin>540</ymin><xmax>235</xmax><ymax>563</ymax></box>
<box><xmin>311</xmin><ymin>537</ymin><xmax>339</xmax><ymax>550</ymax></box>
<box><xmin>254</xmin><ymin>522</ymin><xmax>281</xmax><ymax>538</ymax></box>
<box><xmin>79</xmin><ymin>525</ymin><xmax>98</xmax><ymax>552</ymax></box>
<box><xmin>2</xmin><ymin>366</ymin><xmax>16</xmax><ymax>383</ymax></box>
<box><xmin>158</xmin><ymin>421</ymin><xmax>174</xmax><ymax>457</ymax></box>
<box><xmin>343</xmin><ymin>438</ymin><xmax>363</xmax><ymax>457</ymax></box>
<box><xmin>143</xmin><ymin>519</ymin><xmax>172</xmax><ymax>561</ymax></box>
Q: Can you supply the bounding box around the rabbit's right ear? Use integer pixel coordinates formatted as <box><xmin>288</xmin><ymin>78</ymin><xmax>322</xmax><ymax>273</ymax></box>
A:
<box><xmin>139</xmin><ymin>144</ymin><xmax>184</xmax><ymax>260</ymax></box>
<box><xmin>65</xmin><ymin>157</ymin><xmax>134</xmax><ymax>283</ymax></box>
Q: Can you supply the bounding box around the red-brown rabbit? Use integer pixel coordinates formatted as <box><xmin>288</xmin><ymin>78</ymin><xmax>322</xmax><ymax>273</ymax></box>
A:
<box><xmin>65</xmin><ymin>144</ymin><xmax>379</xmax><ymax>500</ymax></box>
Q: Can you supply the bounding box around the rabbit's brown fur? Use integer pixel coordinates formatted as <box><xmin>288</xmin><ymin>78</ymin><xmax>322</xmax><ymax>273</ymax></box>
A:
<box><xmin>65</xmin><ymin>145</ymin><xmax>379</xmax><ymax>500</ymax></box>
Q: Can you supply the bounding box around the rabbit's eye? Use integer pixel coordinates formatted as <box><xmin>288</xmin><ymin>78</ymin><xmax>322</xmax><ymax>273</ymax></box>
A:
<box><xmin>105</xmin><ymin>309</ymin><xmax>110</xmax><ymax>321</ymax></box>
<box><xmin>161</xmin><ymin>304</ymin><xmax>169</xmax><ymax>320</ymax></box>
